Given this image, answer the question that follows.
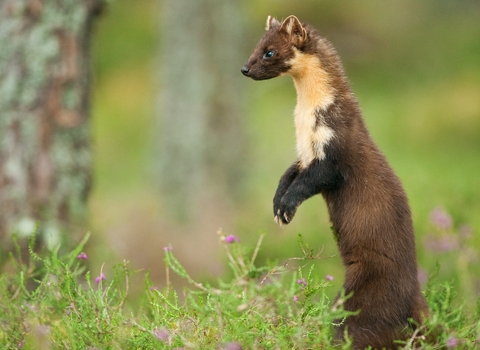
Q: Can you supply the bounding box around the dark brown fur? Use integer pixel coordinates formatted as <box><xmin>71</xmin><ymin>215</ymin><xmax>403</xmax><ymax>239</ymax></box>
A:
<box><xmin>242</xmin><ymin>16</ymin><xmax>428</xmax><ymax>349</ymax></box>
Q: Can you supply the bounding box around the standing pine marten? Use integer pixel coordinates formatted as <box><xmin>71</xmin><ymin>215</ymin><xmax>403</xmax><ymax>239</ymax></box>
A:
<box><xmin>241</xmin><ymin>15</ymin><xmax>428</xmax><ymax>349</ymax></box>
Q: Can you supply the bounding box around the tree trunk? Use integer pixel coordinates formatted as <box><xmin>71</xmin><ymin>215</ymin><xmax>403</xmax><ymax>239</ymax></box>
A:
<box><xmin>0</xmin><ymin>0</ymin><xmax>103</xmax><ymax>251</ymax></box>
<box><xmin>158</xmin><ymin>0</ymin><xmax>245</xmax><ymax>223</ymax></box>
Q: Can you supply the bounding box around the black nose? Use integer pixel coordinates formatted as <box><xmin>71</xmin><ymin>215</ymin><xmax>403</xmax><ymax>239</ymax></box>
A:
<box><xmin>241</xmin><ymin>66</ymin><xmax>249</xmax><ymax>76</ymax></box>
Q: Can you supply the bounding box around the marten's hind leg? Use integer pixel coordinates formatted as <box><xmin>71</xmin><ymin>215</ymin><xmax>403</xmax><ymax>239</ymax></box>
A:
<box><xmin>336</xmin><ymin>258</ymin><xmax>421</xmax><ymax>349</ymax></box>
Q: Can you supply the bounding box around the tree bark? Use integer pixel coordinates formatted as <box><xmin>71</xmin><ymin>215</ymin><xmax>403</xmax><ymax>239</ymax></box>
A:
<box><xmin>158</xmin><ymin>0</ymin><xmax>245</xmax><ymax>222</ymax></box>
<box><xmin>0</xmin><ymin>0</ymin><xmax>103</xmax><ymax>251</ymax></box>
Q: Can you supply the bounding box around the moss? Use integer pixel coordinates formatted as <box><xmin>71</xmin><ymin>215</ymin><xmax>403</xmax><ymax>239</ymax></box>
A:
<box><xmin>0</xmin><ymin>0</ymin><xmax>91</xmax><ymax>112</ymax></box>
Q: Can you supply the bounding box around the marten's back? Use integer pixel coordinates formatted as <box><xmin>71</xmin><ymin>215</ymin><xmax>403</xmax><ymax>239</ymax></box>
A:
<box><xmin>323</xmin><ymin>116</ymin><xmax>416</xmax><ymax>263</ymax></box>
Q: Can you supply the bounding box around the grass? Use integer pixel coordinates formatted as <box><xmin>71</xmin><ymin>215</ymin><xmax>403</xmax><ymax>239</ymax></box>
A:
<box><xmin>1</xmin><ymin>231</ymin><xmax>479</xmax><ymax>349</ymax></box>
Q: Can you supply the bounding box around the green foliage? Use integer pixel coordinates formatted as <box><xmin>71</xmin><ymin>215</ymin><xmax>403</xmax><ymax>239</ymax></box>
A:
<box><xmin>1</xmin><ymin>233</ymin><xmax>479</xmax><ymax>349</ymax></box>
<box><xmin>399</xmin><ymin>265</ymin><xmax>480</xmax><ymax>349</ymax></box>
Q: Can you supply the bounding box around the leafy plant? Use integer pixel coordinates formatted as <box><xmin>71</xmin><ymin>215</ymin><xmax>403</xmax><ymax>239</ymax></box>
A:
<box><xmin>0</xmin><ymin>231</ymin><xmax>479</xmax><ymax>349</ymax></box>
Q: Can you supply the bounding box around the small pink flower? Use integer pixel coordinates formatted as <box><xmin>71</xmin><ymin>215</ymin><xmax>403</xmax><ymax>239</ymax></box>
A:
<box><xmin>153</xmin><ymin>327</ymin><xmax>170</xmax><ymax>342</ymax></box>
<box><xmin>163</xmin><ymin>246</ymin><xmax>173</xmax><ymax>252</ymax></box>
<box><xmin>326</xmin><ymin>275</ymin><xmax>334</xmax><ymax>281</ymax></box>
<box><xmin>77</xmin><ymin>252</ymin><xmax>87</xmax><ymax>260</ymax></box>
<box><xmin>446</xmin><ymin>336</ymin><xmax>458</xmax><ymax>348</ymax></box>
<box><xmin>297</xmin><ymin>278</ymin><xmax>307</xmax><ymax>287</ymax></box>
<box><xmin>225</xmin><ymin>235</ymin><xmax>240</xmax><ymax>244</ymax></box>
<box><xmin>222</xmin><ymin>342</ymin><xmax>242</xmax><ymax>350</ymax></box>
<box><xmin>65</xmin><ymin>303</ymin><xmax>74</xmax><ymax>316</ymax></box>
<box><xmin>430</xmin><ymin>207</ymin><xmax>453</xmax><ymax>230</ymax></box>
<box><xmin>293</xmin><ymin>295</ymin><xmax>299</xmax><ymax>302</ymax></box>
<box><xmin>95</xmin><ymin>273</ymin><xmax>106</xmax><ymax>284</ymax></box>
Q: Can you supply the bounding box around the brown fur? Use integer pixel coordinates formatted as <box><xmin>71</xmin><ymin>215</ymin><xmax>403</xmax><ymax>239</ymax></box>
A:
<box><xmin>242</xmin><ymin>15</ymin><xmax>428</xmax><ymax>349</ymax></box>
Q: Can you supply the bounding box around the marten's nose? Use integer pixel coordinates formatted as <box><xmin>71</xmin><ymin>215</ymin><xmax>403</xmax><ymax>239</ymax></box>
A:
<box><xmin>241</xmin><ymin>66</ymin><xmax>249</xmax><ymax>76</ymax></box>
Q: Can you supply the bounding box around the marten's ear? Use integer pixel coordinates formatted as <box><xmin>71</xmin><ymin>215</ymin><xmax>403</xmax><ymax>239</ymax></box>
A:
<box><xmin>279</xmin><ymin>15</ymin><xmax>307</xmax><ymax>46</ymax></box>
<box><xmin>265</xmin><ymin>15</ymin><xmax>280</xmax><ymax>31</ymax></box>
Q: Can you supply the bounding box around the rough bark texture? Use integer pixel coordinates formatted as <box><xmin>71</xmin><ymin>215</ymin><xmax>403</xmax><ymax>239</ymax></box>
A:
<box><xmin>0</xmin><ymin>0</ymin><xmax>103</xmax><ymax>250</ymax></box>
<box><xmin>158</xmin><ymin>0</ymin><xmax>245</xmax><ymax>221</ymax></box>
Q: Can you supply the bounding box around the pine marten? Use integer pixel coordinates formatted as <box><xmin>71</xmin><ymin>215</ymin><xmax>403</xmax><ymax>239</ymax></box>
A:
<box><xmin>241</xmin><ymin>15</ymin><xmax>428</xmax><ymax>349</ymax></box>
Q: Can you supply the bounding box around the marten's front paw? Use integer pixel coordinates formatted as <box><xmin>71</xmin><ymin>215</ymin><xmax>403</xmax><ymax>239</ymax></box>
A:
<box><xmin>274</xmin><ymin>199</ymin><xmax>297</xmax><ymax>226</ymax></box>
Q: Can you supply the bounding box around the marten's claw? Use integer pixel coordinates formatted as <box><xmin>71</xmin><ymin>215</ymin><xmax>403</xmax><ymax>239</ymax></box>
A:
<box><xmin>275</xmin><ymin>205</ymin><xmax>296</xmax><ymax>226</ymax></box>
<box><xmin>274</xmin><ymin>210</ymin><xmax>284</xmax><ymax>227</ymax></box>
<box><xmin>274</xmin><ymin>215</ymin><xmax>283</xmax><ymax>227</ymax></box>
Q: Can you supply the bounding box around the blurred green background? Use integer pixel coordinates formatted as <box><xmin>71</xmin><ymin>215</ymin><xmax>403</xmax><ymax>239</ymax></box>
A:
<box><xmin>89</xmin><ymin>1</ymin><xmax>480</xmax><ymax>301</ymax></box>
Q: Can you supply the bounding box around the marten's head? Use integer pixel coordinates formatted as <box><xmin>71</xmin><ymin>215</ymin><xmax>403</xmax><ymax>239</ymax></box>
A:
<box><xmin>241</xmin><ymin>15</ymin><xmax>308</xmax><ymax>80</ymax></box>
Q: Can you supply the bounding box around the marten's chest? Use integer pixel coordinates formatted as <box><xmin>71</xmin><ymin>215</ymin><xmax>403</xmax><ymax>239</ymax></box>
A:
<box><xmin>288</xmin><ymin>51</ymin><xmax>336</xmax><ymax>169</ymax></box>
<box><xmin>294</xmin><ymin>103</ymin><xmax>334</xmax><ymax>169</ymax></box>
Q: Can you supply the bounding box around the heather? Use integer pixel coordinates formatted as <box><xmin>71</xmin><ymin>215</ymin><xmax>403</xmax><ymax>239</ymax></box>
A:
<box><xmin>1</xmin><ymin>228</ymin><xmax>479</xmax><ymax>349</ymax></box>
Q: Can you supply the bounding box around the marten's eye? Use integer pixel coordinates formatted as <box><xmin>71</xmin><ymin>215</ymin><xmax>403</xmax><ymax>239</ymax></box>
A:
<box><xmin>263</xmin><ymin>50</ymin><xmax>275</xmax><ymax>60</ymax></box>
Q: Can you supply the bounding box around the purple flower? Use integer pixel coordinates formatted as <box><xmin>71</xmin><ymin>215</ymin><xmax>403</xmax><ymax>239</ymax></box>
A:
<box><xmin>153</xmin><ymin>327</ymin><xmax>170</xmax><ymax>342</ymax></box>
<box><xmin>446</xmin><ymin>335</ymin><xmax>458</xmax><ymax>348</ymax></box>
<box><xmin>293</xmin><ymin>295</ymin><xmax>299</xmax><ymax>302</ymax></box>
<box><xmin>95</xmin><ymin>273</ymin><xmax>106</xmax><ymax>284</ymax></box>
<box><xmin>163</xmin><ymin>246</ymin><xmax>173</xmax><ymax>252</ymax></box>
<box><xmin>326</xmin><ymin>275</ymin><xmax>334</xmax><ymax>281</ymax></box>
<box><xmin>65</xmin><ymin>303</ymin><xmax>75</xmax><ymax>316</ymax></box>
<box><xmin>430</xmin><ymin>207</ymin><xmax>453</xmax><ymax>230</ymax></box>
<box><xmin>222</xmin><ymin>342</ymin><xmax>242</xmax><ymax>350</ymax></box>
<box><xmin>297</xmin><ymin>278</ymin><xmax>307</xmax><ymax>287</ymax></box>
<box><xmin>225</xmin><ymin>235</ymin><xmax>240</xmax><ymax>244</ymax></box>
<box><xmin>77</xmin><ymin>252</ymin><xmax>88</xmax><ymax>260</ymax></box>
